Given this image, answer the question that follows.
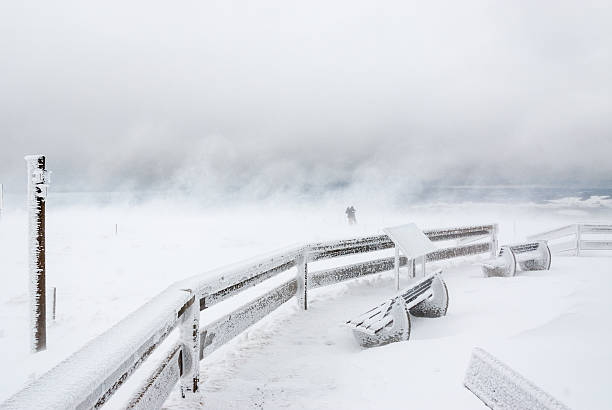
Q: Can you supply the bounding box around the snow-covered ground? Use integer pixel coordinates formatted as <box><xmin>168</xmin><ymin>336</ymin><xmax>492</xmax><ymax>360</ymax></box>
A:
<box><xmin>0</xmin><ymin>194</ymin><xmax>611</xmax><ymax>408</ymax></box>
<box><xmin>164</xmin><ymin>255</ymin><xmax>611</xmax><ymax>409</ymax></box>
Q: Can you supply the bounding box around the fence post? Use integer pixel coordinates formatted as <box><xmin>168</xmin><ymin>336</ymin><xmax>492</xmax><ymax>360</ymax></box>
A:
<box><xmin>420</xmin><ymin>255</ymin><xmax>426</xmax><ymax>277</ymax></box>
<box><xmin>394</xmin><ymin>247</ymin><xmax>400</xmax><ymax>290</ymax></box>
<box><xmin>179</xmin><ymin>292</ymin><xmax>200</xmax><ymax>396</ymax></box>
<box><xmin>51</xmin><ymin>287</ymin><xmax>56</xmax><ymax>322</ymax></box>
<box><xmin>25</xmin><ymin>155</ymin><xmax>49</xmax><ymax>353</ymax></box>
<box><xmin>490</xmin><ymin>224</ymin><xmax>498</xmax><ymax>258</ymax></box>
<box><xmin>576</xmin><ymin>224</ymin><xmax>581</xmax><ymax>256</ymax></box>
<box><xmin>296</xmin><ymin>249</ymin><xmax>308</xmax><ymax>310</ymax></box>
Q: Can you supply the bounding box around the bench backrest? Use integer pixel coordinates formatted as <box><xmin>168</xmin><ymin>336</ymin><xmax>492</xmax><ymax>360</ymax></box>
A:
<box><xmin>509</xmin><ymin>242</ymin><xmax>541</xmax><ymax>254</ymax></box>
<box><xmin>346</xmin><ymin>273</ymin><xmax>437</xmax><ymax>334</ymax></box>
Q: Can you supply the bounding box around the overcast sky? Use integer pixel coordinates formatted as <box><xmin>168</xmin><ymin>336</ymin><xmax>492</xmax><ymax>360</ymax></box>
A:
<box><xmin>1</xmin><ymin>0</ymin><xmax>610</xmax><ymax>196</ymax></box>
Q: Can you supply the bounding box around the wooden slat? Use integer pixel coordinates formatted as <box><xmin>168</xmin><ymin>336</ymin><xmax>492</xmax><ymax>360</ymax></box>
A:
<box><xmin>310</xmin><ymin>257</ymin><xmax>408</xmax><ymax>288</ymax></box>
<box><xmin>581</xmin><ymin>224</ymin><xmax>612</xmax><ymax>234</ymax></box>
<box><xmin>509</xmin><ymin>243</ymin><xmax>539</xmax><ymax>254</ymax></box>
<box><xmin>527</xmin><ymin>224</ymin><xmax>576</xmax><ymax>241</ymax></box>
<box><xmin>125</xmin><ymin>344</ymin><xmax>183</xmax><ymax>410</ymax></box>
<box><xmin>309</xmin><ymin>237</ymin><xmax>394</xmax><ymax>261</ymax></box>
<box><xmin>199</xmin><ymin>279</ymin><xmax>297</xmax><ymax>359</ymax></box>
<box><xmin>548</xmin><ymin>239</ymin><xmax>577</xmax><ymax>253</ymax></box>
<box><xmin>423</xmin><ymin>225</ymin><xmax>495</xmax><ymax>242</ymax></box>
<box><xmin>425</xmin><ymin>242</ymin><xmax>491</xmax><ymax>262</ymax></box>
<box><xmin>580</xmin><ymin>240</ymin><xmax>612</xmax><ymax>250</ymax></box>
<box><xmin>401</xmin><ymin>281</ymin><xmax>434</xmax><ymax>308</ymax></box>
<box><xmin>201</xmin><ymin>259</ymin><xmax>296</xmax><ymax>309</ymax></box>
<box><xmin>192</xmin><ymin>246</ymin><xmax>303</xmax><ymax>307</ymax></box>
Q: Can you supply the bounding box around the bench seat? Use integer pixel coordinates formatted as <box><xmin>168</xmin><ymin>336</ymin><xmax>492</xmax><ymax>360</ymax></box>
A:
<box><xmin>346</xmin><ymin>271</ymin><xmax>448</xmax><ymax>348</ymax></box>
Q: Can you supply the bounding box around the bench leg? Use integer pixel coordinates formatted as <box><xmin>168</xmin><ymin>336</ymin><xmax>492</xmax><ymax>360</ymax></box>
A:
<box><xmin>481</xmin><ymin>246</ymin><xmax>517</xmax><ymax>278</ymax></box>
<box><xmin>410</xmin><ymin>275</ymin><xmax>449</xmax><ymax>318</ymax></box>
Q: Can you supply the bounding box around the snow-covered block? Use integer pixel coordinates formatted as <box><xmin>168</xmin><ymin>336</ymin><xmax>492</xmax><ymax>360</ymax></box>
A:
<box><xmin>482</xmin><ymin>241</ymin><xmax>551</xmax><ymax>277</ymax></box>
<box><xmin>464</xmin><ymin>348</ymin><xmax>570</xmax><ymax>410</ymax></box>
<box><xmin>346</xmin><ymin>272</ymin><xmax>448</xmax><ymax>348</ymax></box>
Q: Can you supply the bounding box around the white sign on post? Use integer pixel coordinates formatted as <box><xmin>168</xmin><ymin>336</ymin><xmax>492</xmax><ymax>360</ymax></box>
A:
<box><xmin>383</xmin><ymin>223</ymin><xmax>437</xmax><ymax>289</ymax></box>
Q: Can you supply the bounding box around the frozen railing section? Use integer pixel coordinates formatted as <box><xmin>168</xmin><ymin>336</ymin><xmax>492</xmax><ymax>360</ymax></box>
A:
<box><xmin>308</xmin><ymin>224</ymin><xmax>498</xmax><ymax>288</ymax></box>
<box><xmin>0</xmin><ymin>284</ymin><xmax>194</xmax><ymax>410</ymax></box>
<box><xmin>309</xmin><ymin>224</ymin><xmax>497</xmax><ymax>261</ymax></box>
<box><xmin>0</xmin><ymin>224</ymin><xmax>497</xmax><ymax>410</ymax></box>
<box><xmin>527</xmin><ymin>223</ymin><xmax>612</xmax><ymax>256</ymax></box>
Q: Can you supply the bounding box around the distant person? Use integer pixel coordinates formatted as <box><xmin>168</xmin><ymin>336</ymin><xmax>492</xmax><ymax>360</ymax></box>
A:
<box><xmin>345</xmin><ymin>205</ymin><xmax>357</xmax><ymax>225</ymax></box>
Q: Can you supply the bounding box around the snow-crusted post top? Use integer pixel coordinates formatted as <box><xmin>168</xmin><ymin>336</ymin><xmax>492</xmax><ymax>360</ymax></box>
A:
<box><xmin>25</xmin><ymin>155</ymin><xmax>50</xmax><ymax>199</ymax></box>
<box><xmin>25</xmin><ymin>154</ymin><xmax>49</xmax><ymax>353</ymax></box>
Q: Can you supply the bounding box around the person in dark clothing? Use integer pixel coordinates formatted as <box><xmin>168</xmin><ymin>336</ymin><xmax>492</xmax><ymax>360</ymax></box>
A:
<box><xmin>345</xmin><ymin>205</ymin><xmax>357</xmax><ymax>225</ymax></box>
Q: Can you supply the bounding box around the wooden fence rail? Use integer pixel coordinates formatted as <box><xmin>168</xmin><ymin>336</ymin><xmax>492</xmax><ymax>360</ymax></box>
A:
<box><xmin>0</xmin><ymin>224</ymin><xmax>497</xmax><ymax>410</ymax></box>
<box><xmin>527</xmin><ymin>223</ymin><xmax>612</xmax><ymax>256</ymax></box>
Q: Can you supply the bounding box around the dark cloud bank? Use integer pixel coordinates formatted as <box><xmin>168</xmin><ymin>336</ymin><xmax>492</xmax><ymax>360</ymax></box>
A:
<box><xmin>1</xmin><ymin>0</ymin><xmax>611</xmax><ymax>200</ymax></box>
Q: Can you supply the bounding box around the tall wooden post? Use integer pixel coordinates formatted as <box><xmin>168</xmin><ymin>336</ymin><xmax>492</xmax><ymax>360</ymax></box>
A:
<box><xmin>25</xmin><ymin>155</ymin><xmax>49</xmax><ymax>353</ymax></box>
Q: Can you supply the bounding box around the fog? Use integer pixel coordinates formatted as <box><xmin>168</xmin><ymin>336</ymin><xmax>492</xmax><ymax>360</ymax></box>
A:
<box><xmin>1</xmin><ymin>0</ymin><xmax>611</xmax><ymax>198</ymax></box>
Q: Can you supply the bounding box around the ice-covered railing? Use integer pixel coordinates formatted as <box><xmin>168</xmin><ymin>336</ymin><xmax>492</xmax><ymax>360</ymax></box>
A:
<box><xmin>0</xmin><ymin>224</ymin><xmax>497</xmax><ymax>410</ymax></box>
<box><xmin>527</xmin><ymin>223</ymin><xmax>612</xmax><ymax>256</ymax></box>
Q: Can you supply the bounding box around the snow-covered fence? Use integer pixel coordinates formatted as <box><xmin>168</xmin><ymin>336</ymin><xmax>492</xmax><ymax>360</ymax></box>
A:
<box><xmin>308</xmin><ymin>224</ymin><xmax>497</xmax><ymax>291</ymax></box>
<box><xmin>527</xmin><ymin>223</ymin><xmax>612</xmax><ymax>256</ymax></box>
<box><xmin>1</xmin><ymin>224</ymin><xmax>496</xmax><ymax>410</ymax></box>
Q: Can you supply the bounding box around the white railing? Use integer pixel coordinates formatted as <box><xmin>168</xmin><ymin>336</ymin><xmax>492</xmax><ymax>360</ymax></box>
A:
<box><xmin>527</xmin><ymin>223</ymin><xmax>612</xmax><ymax>256</ymax></box>
<box><xmin>0</xmin><ymin>224</ymin><xmax>497</xmax><ymax>410</ymax></box>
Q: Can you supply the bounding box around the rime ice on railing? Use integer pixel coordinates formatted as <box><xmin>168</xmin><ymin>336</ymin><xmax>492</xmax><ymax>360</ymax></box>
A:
<box><xmin>527</xmin><ymin>223</ymin><xmax>612</xmax><ymax>256</ymax></box>
<box><xmin>1</xmin><ymin>223</ymin><xmax>497</xmax><ymax>410</ymax></box>
<box><xmin>25</xmin><ymin>155</ymin><xmax>50</xmax><ymax>353</ymax></box>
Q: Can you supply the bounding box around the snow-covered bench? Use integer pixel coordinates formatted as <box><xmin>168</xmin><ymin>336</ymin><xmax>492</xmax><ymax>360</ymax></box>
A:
<box><xmin>345</xmin><ymin>271</ymin><xmax>449</xmax><ymax>348</ymax></box>
<box><xmin>481</xmin><ymin>241</ymin><xmax>551</xmax><ymax>277</ymax></box>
